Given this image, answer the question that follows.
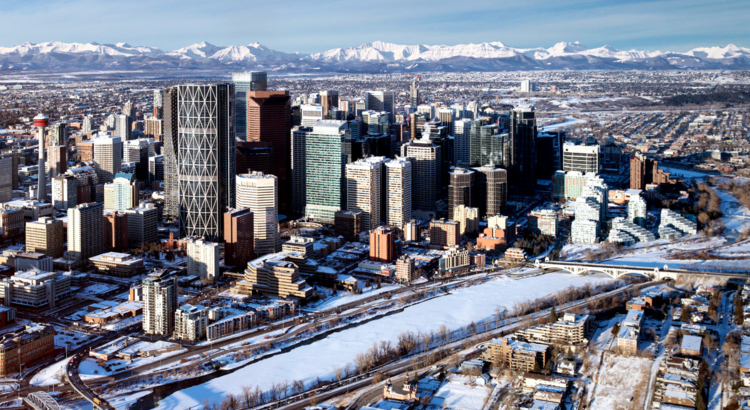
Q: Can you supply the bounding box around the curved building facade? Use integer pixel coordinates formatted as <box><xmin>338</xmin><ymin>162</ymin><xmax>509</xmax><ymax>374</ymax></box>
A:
<box><xmin>177</xmin><ymin>84</ymin><xmax>236</xmax><ymax>241</ymax></box>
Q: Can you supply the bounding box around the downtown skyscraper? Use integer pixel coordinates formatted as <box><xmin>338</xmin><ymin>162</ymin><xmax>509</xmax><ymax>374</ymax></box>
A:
<box><xmin>162</xmin><ymin>87</ymin><xmax>179</xmax><ymax>221</ymax></box>
<box><xmin>232</xmin><ymin>71</ymin><xmax>268</xmax><ymax>141</ymax></box>
<box><xmin>510</xmin><ymin>107</ymin><xmax>537</xmax><ymax>196</ymax></box>
<box><xmin>177</xmin><ymin>84</ymin><xmax>236</xmax><ymax>241</ymax></box>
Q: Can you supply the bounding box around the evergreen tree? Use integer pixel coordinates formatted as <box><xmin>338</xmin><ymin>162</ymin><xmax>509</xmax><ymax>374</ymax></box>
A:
<box><xmin>549</xmin><ymin>306</ymin><xmax>559</xmax><ymax>322</ymax></box>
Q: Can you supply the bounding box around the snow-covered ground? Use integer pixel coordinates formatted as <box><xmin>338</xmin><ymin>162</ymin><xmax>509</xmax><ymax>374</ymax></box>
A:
<box><xmin>30</xmin><ymin>357</ymin><xmax>69</xmax><ymax>386</ymax></box>
<box><xmin>589</xmin><ymin>354</ymin><xmax>652</xmax><ymax>410</ymax></box>
<box><xmin>539</xmin><ymin>116</ymin><xmax>586</xmax><ymax>131</ymax></box>
<box><xmin>80</xmin><ymin>283</ymin><xmax>119</xmax><ymax>296</ymax></box>
<box><xmin>55</xmin><ymin>329</ymin><xmax>99</xmax><ymax>350</ymax></box>
<box><xmin>716</xmin><ymin>189</ymin><xmax>750</xmax><ymax>234</ymax></box>
<box><xmin>305</xmin><ymin>283</ymin><xmax>400</xmax><ymax>311</ymax></box>
<box><xmin>429</xmin><ymin>375</ymin><xmax>491</xmax><ymax>410</ymax></box>
<box><xmin>154</xmin><ymin>272</ymin><xmax>611</xmax><ymax>409</ymax></box>
<box><xmin>78</xmin><ymin>346</ymin><xmax>186</xmax><ymax>380</ymax></box>
<box><xmin>107</xmin><ymin>389</ymin><xmax>153</xmax><ymax>410</ymax></box>
<box><xmin>659</xmin><ymin>165</ymin><xmax>715</xmax><ymax>179</ymax></box>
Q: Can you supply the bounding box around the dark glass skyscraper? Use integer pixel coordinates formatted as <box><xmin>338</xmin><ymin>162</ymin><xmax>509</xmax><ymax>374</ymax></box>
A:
<box><xmin>177</xmin><ymin>84</ymin><xmax>236</xmax><ymax>241</ymax></box>
<box><xmin>245</xmin><ymin>90</ymin><xmax>292</xmax><ymax>212</ymax></box>
<box><xmin>510</xmin><ymin>107</ymin><xmax>537</xmax><ymax>196</ymax></box>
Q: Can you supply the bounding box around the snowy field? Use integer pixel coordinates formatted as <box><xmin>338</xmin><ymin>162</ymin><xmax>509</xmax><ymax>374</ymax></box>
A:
<box><xmin>154</xmin><ymin>272</ymin><xmax>611</xmax><ymax>409</ymax></box>
<box><xmin>716</xmin><ymin>189</ymin><xmax>750</xmax><ymax>234</ymax></box>
<box><xmin>589</xmin><ymin>354</ymin><xmax>652</xmax><ymax>410</ymax></box>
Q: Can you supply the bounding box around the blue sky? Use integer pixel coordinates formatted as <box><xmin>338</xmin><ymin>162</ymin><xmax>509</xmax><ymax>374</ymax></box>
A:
<box><xmin>2</xmin><ymin>0</ymin><xmax>748</xmax><ymax>53</ymax></box>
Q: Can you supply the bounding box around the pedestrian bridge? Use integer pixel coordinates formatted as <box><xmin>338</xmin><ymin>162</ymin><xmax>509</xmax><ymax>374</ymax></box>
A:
<box><xmin>533</xmin><ymin>260</ymin><xmax>749</xmax><ymax>281</ymax></box>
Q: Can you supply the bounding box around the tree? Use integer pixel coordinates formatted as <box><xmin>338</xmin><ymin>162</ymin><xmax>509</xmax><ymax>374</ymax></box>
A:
<box><xmin>611</xmin><ymin>322</ymin><xmax>621</xmax><ymax>337</ymax></box>
<box><xmin>549</xmin><ymin>306</ymin><xmax>559</xmax><ymax>323</ymax></box>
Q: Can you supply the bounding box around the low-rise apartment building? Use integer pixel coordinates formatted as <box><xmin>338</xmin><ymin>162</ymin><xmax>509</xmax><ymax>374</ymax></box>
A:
<box><xmin>483</xmin><ymin>336</ymin><xmax>550</xmax><ymax>372</ymax></box>
<box><xmin>516</xmin><ymin>313</ymin><xmax>591</xmax><ymax>345</ymax></box>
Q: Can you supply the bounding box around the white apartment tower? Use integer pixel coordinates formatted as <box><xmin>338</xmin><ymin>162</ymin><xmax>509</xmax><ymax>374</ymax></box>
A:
<box><xmin>186</xmin><ymin>237</ymin><xmax>221</xmax><ymax>280</ymax></box>
<box><xmin>628</xmin><ymin>194</ymin><xmax>648</xmax><ymax>227</ymax></box>
<box><xmin>92</xmin><ymin>135</ymin><xmax>123</xmax><ymax>184</ymax></box>
<box><xmin>384</xmin><ymin>157</ymin><xmax>412</xmax><ymax>229</ymax></box>
<box><xmin>68</xmin><ymin>202</ymin><xmax>104</xmax><ymax>266</ymax></box>
<box><xmin>236</xmin><ymin>172</ymin><xmax>280</xmax><ymax>256</ymax></box>
<box><xmin>143</xmin><ymin>269</ymin><xmax>177</xmax><ymax>335</ymax></box>
<box><xmin>346</xmin><ymin>157</ymin><xmax>387</xmax><ymax>231</ymax></box>
<box><xmin>52</xmin><ymin>174</ymin><xmax>77</xmax><ymax>210</ymax></box>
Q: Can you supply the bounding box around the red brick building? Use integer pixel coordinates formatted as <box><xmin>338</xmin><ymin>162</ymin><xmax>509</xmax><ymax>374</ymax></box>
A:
<box><xmin>0</xmin><ymin>324</ymin><xmax>55</xmax><ymax>377</ymax></box>
<box><xmin>370</xmin><ymin>226</ymin><xmax>396</xmax><ymax>263</ymax></box>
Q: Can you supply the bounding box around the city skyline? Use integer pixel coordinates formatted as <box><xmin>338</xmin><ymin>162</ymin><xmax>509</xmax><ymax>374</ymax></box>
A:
<box><xmin>2</xmin><ymin>0</ymin><xmax>749</xmax><ymax>53</ymax></box>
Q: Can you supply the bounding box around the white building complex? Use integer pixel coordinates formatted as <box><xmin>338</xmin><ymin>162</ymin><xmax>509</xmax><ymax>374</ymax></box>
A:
<box><xmin>658</xmin><ymin>209</ymin><xmax>698</xmax><ymax>239</ymax></box>
<box><xmin>174</xmin><ymin>304</ymin><xmax>208</xmax><ymax>342</ymax></box>
<box><xmin>236</xmin><ymin>172</ymin><xmax>280</xmax><ymax>256</ymax></box>
<box><xmin>185</xmin><ymin>238</ymin><xmax>220</xmax><ymax>280</ymax></box>
<box><xmin>607</xmin><ymin>217</ymin><xmax>656</xmax><ymax>245</ymax></box>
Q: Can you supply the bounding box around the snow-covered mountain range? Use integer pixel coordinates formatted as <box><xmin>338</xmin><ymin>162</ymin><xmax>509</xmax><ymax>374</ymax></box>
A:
<box><xmin>1</xmin><ymin>40</ymin><xmax>749</xmax><ymax>72</ymax></box>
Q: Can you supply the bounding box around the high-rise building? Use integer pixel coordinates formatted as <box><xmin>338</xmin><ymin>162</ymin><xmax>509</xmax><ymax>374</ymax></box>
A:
<box><xmin>563</xmin><ymin>144</ymin><xmax>599</xmax><ymax>174</ymax></box>
<box><xmin>224</xmin><ymin>208</ymin><xmax>254</xmax><ymax>268</ymax></box>
<box><xmin>174</xmin><ymin>304</ymin><xmax>208</xmax><ymax>342</ymax></box>
<box><xmin>369</xmin><ymin>226</ymin><xmax>396</xmax><ymax>263</ymax></box>
<box><xmin>453</xmin><ymin>119</ymin><xmax>472</xmax><ymax>166</ymax></box>
<box><xmin>232</xmin><ymin>71</ymin><xmax>268</xmax><ymax>141</ymax></box>
<box><xmin>320</xmin><ymin>91</ymin><xmax>339</xmax><ymax>119</ymax></box>
<box><xmin>52</xmin><ymin>174</ymin><xmax>78</xmax><ymax>210</ymax></box>
<box><xmin>178</xmin><ymin>84</ymin><xmax>236</xmax><ymax>242</ymax></box>
<box><xmin>453</xmin><ymin>205</ymin><xmax>479</xmax><ymax>236</ymax></box>
<box><xmin>291</xmin><ymin>126</ymin><xmax>312</xmax><ymax>214</ymax></box>
<box><xmin>0</xmin><ymin>157</ymin><xmax>11</xmax><ymax>203</ymax></box>
<box><xmin>536</xmin><ymin>131</ymin><xmax>565</xmax><ymax>179</ymax></box>
<box><xmin>628</xmin><ymin>194</ymin><xmax>648</xmax><ymax>227</ymax></box>
<box><xmin>25</xmin><ymin>217</ymin><xmax>64</xmax><ymax>258</ymax></box>
<box><xmin>92</xmin><ymin>135</ymin><xmax>123</xmax><ymax>184</ymax></box>
<box><xmin>510</xmin><ymin>107</ymin><xmax>537</xmax><ymax>196</ymax></box>
<box><xmin>104</xmin><ymin>173</ymin><xmax>138</xmax><ymax>211</ymax></box>
<box><xmin>429</xmin><ymin>219</ymin><xmax>460</xmax><ymax>248</ymax></box>
<box><xmin>143</xmin><ymin>269</ymin><xmax>177</xmax><ymax>335</ymax></box>
<box><xmin>47</xmin><ymin>145</ymin><xmax>67</xmax><ymax>178</ymax></box>
<box><xmin>346</xmin><ymin>157</ymin><xmax>386</xmax><ymax>232</ymax></box>
<box><xmin>396</xmin><ymin>255</ymin><xmax>416</xmax><ymax>283</ymax></box>
<box><xmin>148</xmin><ymin>155</ymin><xmax>164</xmax><ymax>183</ymax></box>
<box><xmin>82</xmin><ymin>116</ymin><xmax>94</xmax><ymax>134</ymax></box>
<box><xmin>153</xmin><ymin>89</ymin><xmax>163</xmax><ymax>109</ymax></box>
<box><xmin>410</xmin><ymin>78</ymin><xmax>420</xmax><ymax>108</ymax></box>
<box><xmin>144</xmin><ymin>118</ymin><xmax>163</xmax><ymax>139</ymax></box>
<box><xmin>629</xmin><ymin>151</ymin><xmax>669</xmax><ymax>190</ymax></box>
<box><xmin>103</xmin><ymin>211</ymin><xmax>129</xmax><ymax>252</ymax></box>
<box><xmin>123</xmin><ymin>202</ymin><xmax>159</xmax><ymax>246</ymax></box>
<box><xmin>301</xmin><ymin>104</ymin><xmax>324</xmax><ymax>127</ymax></box>
<box><xmin>305</xmin><ymin>120</ymin><xmax>349</xmax><ymax>224</ymax></box>
<box><xmin>1</xmin><ymin>150</ymin><xmax>18</xmax><ymax>191</ymax></box>
<box><xmin>472</xmin><ymin>166</ymin><xmax>508</xmax><ymax>218</ymax></box>
<box><xmin>162</xmin><ymin>87</ymin><xmax>179</xmax><ymax>221</ymax></box>
<box><xmin>362</xmin><ymin>110</ymin><xmax>390</xmax><ymax>135</ymax></box>
<box><xmin>33</xmin><ymin>114</ymin><xmax>49</xmax><ymax>202</ymax></box>
<box><xmin>123</xmin><ymin>100</ymin><xmax>136</xmax><ymax>118</ymax></box>
<box><xmin>50</xmin><ymin>123</ymin><xmax>67</xmax><ymax>146</ymax></box>
<box><xmin>236</xmin><ymin>172</ymin><xmax>279</xmax><ymax>256</ymax></box>
<box><xmin>245</xmin><ymin>90</ymin><xmax>291</xmax><ymax>211</ymax></box>
<box><xmin>365</xmin><ymin>91</ymin><xmax>395</xmax><ymax>122</ymax></box>
<box><xmin>68</xmin><ymin>202</ymin><xmax>104</xmax><ymax>265</ymax></box>
<box><xmin>384</xmin><ymin>157</ymin><xmax>412</xmax><ymax>229</ymax></box>
<box><xmin>448</xmin><ymin>168</ymin><xmax>474</xmax><ymax>220</ymax></box>
<box><xmin>528</xmin><ymin>209</ymin><xmax>558</xmax><ymax>236</ymax></box>
<box><xmin>402</xmin><ymin>135</ymin><xmax>441</xmax><ymax>212</ymax></box>
<box><xmin>520</xmin><ymin>80</ymin><xmax>536</xmax><ymax>93</ymax></box>
<box><xmin>115</xmin><ymin>114</ymin><xmax>133</xmax><ymax>141</ymax></box>
<box><xmin>186</xmin><ymin>237</ymin><xmax>220</xmax><ymax>280</ymax></box>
